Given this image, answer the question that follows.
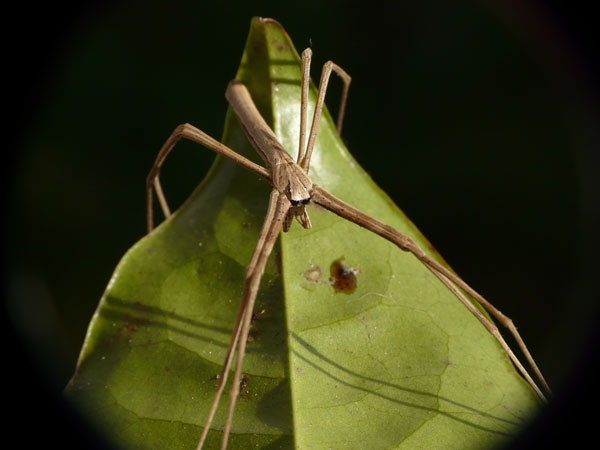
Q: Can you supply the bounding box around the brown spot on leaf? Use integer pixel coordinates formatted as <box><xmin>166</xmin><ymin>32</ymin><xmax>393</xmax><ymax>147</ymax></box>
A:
<box><xmin>274</xmin><ymin>40</ymin><xmax>289</xmax><ymax>52</ymax></box>
<box><xmin>240</xmin><ymin>375</ymin><xmax>251</xmax><ymax>401</ymax></box>
<box><xmin>330</xmin><ymin>257</ymin><xmax>358</xmax><ymax>294</ymax></box>
<box><xmin>247</xmin><ymin>308</ymin><xmax>266</xmax><ymax>343</ymax></box>
<box><xmin>240</xmin><ymin>375</ymin><xmax>250</xmax><ymax>390</ymax></box>
<box><xmin>303</xmin><ymin>266</ymin><xmax>322</xmax><ymax>283</ymax></box>
<box><xmin>124</xmin><ymin>323</ymin><xmax>138</xmax><ymax>332</ymax></box>
<box><xmin>110</xmin><ymin>321</ymin><xmax>139</xmax><ymax>343</ymax></box>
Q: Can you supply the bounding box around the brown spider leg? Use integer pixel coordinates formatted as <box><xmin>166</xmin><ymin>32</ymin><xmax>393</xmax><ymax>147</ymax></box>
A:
<box><xmin>311</xmin><ymin>185</ymin><xmax>550</xmax><ymax>402</ymax></box>
<box><xmin>293</xmin><ymin>49</ymin><xmax>350</xmax><ymax>228</ymax></box>
<box><xmin>297</xmin><ymin>48</ymin><xmax>312</xmax><ymax>166</ymax></box>
<box><xmin>299</xmin><ymin>58</ymin><xmax>351</xmax><ymax>172</ymax></box>
<box><xmin>146</xmin><ymin>123</ymin><xmax>269</xmax><ymax>233</ymax></box>
<box><xmin>195</xmin><ymin>188</ymin><xmax>282</xmax><ymax>449</ymax></box>
<box><xmin>414</xmin><ymin>248</ymin><xmax>551</xmax><ymax>398</ymax></box>
<box><xmin>219</xmin><ymin>190</ymin><xmax>290</xmax><ymax>450</ymax></box>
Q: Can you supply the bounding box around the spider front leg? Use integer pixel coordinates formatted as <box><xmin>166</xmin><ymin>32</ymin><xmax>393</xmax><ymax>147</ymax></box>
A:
<box><xmin>297</xmin><ymin>47</ymin><xmax>351</xmax><ymax>172</ymax></box>
<box><xmin>195</xmin><ymin>187</ymin><xmax>280</xmax><ymax>448</ymax></box>
<box><xmin>196</xmin><ymin>189</ymin><xmax>291</xmax><ymax>450</ymax></box>
<box><xmin>287</xmin><ymin>48</ymin><xmax>351</xmax><ymax>230</ymax></box>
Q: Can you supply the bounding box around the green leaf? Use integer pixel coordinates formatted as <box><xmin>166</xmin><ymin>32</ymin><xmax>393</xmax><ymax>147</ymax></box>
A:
<box><xmin>65</xmin><ymin>17</ymin><xmax>539</xmax><ymax>450</ymax></box>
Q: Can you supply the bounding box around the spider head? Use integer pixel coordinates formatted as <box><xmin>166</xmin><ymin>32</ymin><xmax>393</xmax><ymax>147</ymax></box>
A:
<box><xmin>290</xmin><ymin>197</ymin><xmax>311</xmax><ymax>206</ymax></box>
<box><xmin>283</xmin><ymin>202</ymin><xmax>312</xmax><ymax>231</ymax></box>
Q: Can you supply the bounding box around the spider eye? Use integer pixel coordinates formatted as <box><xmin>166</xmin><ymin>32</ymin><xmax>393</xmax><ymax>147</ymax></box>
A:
<box><xmin>301</xmin><ymin>198</ymin><xmax>310</xmax><ymax>205</ymax></box>
<box><xmin>290</xmin><ymin>199</ymin><xmax>299</xmax><ymax>206</ymax></box>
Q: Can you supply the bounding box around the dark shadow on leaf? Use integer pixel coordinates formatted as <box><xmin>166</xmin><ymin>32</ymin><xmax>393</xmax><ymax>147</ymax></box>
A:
<box><xmin>292</xmin><ymin>332</ymin><xmax>524</xmax><ymax>437</ymax></box>
<box><xmin>99</xmin><ymin>296</ymin><xmax>282</xmax><ymax>357</ymax></box>
<box><xmin>104</xmin><ymin>296</ymin><xmax>231</xmax><ymax>333</ymax></box>
<box><xmin>255</xmin><ymin>378</ymin><xmax>293</xmax><ymax>433</ymax></box>
<box><xmin>261</xmin><ymin>434</ymin><xmax>295</xmax><ymax>450</ymax></box>
<box><xmin>99</xmin><ymin>296</ymin><xmax>231</xmax><ymax>350</ymax></box>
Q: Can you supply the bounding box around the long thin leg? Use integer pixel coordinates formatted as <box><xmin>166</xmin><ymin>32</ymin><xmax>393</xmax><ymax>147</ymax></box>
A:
<box><xmin>334</xmin><ymin>66</ymin><xmax>351</xmax><ymax>136</ymax></box>
<box><xmin>311</xmin><ymin>185</ymin><xmax>551</xmax><ymax>401</ymax></box>
<box><xmin>146</xmin><ymin>123</ymin><xmax>270</xmax><ymax>233</ymax></box>
<box><xmin>426</xmin><ymin>267</ymin><xmax>548</xmax><ymax>402</ymax></box>
<box><xmin>414</xmin><ymin>248</ymin><xmax>551</xmax><ymax>397</ymax></box>
<box><xmin>299</xmin><ymin>57</ymin><xmax>351</xmax><ymax>172</ymax></box>
<box><xmin>196</xmin><ymin>189</ymin><xmax>282</xmax><ymax>449</ymax></box>
<box><xmin>220</xmin><ymin>191</ymin><xmax>290</xmax><ymax>450</ymax></box>
<box><xmin>297</xmin><ymin>48</ymin><xmax>312</xmax><ymax>166</ymax></box>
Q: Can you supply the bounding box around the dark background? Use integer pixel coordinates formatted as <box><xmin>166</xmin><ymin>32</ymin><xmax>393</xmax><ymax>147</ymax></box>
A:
<box><xmin>3</xmin><ymin>0</ymin><xmax>598</xmax><ymax>448</ymax></box>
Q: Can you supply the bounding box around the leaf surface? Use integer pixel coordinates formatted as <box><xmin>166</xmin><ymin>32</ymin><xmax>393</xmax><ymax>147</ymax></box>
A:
<box><xmin>65</xmin><ymin>17</ymin><xmax>539</xmax><ymax>450</ymax></box>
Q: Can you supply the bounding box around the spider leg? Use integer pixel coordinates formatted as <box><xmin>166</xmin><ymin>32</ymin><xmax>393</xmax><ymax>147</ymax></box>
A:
<box><xmin>146</xmin><ymin>123</ymin><xmax>269</xmax><ymax>233</ymax></box>
<box><xmin>219</xmin><ymin>190</ymin><xmax>290</xmax><ymax>449</ymax></box>
<box><xmin>299</xmin><ymin>56</ymin><xmax>351</xmax><ymax>172</ymax></box>
<box><xmin>297</xmin><ymin>48</ymin><xmax>312</xmax><ymax>166</ymax></box>
<box><xmin>311</xmin><ymin>185</ymin><xmax>550</xmax><ymax>402</ymax></box>
<box><xmin>195</xmin><ymin>189</ymin><xmax>290</xmax><ymax>449</ymax></box>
